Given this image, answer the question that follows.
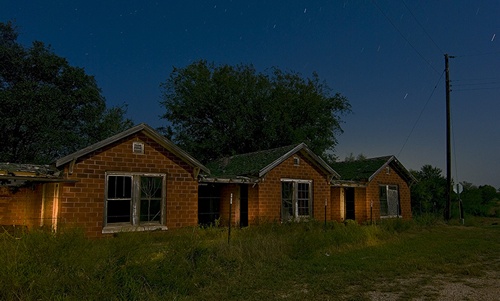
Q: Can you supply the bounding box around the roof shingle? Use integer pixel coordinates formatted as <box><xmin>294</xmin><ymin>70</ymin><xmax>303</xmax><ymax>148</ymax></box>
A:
<box><xmin>206</xmin><ymin>144</ymin><xmax>298</xmax><ymax>178</ymax></box>
<box><xmin>330</xmin><ymin>156</ymin><xmax>393</xmax><ymax>181</ymax></box>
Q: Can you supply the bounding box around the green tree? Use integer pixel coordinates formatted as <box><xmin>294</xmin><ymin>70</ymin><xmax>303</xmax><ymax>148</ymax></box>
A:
<box><xmin>344</xmin><ymin>153</ymin><xmax>367</xmax><ymax>162</ymax></box>
<box><xmin>410</xmin><ymin>165</ymin><xmax>447</xmax><ymax>216</ymax></box>
<box><xmin>160</xmin><ymin>60</ymin><xmax>351</xmax><ymax>162</ymax></box>
<box><xmin>460</xmin><ymin>183</ymin><xmax>500</xmax><ymax>217</ymax></box>
<box><xmin>0</xmin><ymin>21</ymin><xmax>133</xmax><ymax>164</ymax></box>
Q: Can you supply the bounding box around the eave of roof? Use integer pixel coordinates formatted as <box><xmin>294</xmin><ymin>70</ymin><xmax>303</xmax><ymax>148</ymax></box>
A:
<box><xmin>376</xmin><ymin>156</ymin><xmax>417</xmax><ymax>184</ymax></box>
<box><xmin>0</xmin><ymin>163</ymin><xmax>60</xmax><ymax>178</ymax></box>
<box><xmin>330</xmin><ymin>180</ymin><xmax>368</xmax><ymax>188</ymax></box>
<box><xmin>259</xmin><ymin>143</ymin><xmax>339</xmax><ymax>179</ymax></box>
<box><xmin>0</xmin><ymin>163</ymin><xmax>75</xmax><ymax>184</ymax></box>
<box><xmin>55</xmin><ymin>123</ymin><xmax>209</xmax><ymax>174</ymax></box>
<box><xmin>199</xmin><ymin>175</ymin><xmax>259</xmax><ymax>184</ymax></box>
<box><xmin>0</xmin><ymin>175</ymin><xmax>76</xmax><ymax>183</ymax></box>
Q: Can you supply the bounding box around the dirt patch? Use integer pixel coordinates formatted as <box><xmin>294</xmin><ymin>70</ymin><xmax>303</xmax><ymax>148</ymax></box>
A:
<box><xmin>368</xmin><ymin>270</ymin><xmax>500</xmax><ymax>301</ymax></box>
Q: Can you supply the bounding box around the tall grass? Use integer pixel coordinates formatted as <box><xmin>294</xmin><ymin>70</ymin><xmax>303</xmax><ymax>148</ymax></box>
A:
<box><xmin>0</xmin><ymin>218</ymin><xmax>498</xmax><ymax>300</ymax></box>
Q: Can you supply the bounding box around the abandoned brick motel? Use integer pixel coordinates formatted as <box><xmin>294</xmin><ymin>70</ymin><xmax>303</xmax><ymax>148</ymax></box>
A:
<box><xmin>0</xmin><ymin>123</ymin><xmax>415</xmax><ymax>238</ymax></box>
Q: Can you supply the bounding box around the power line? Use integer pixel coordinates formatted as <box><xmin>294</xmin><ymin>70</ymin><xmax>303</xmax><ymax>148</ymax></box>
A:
<box><xmin>453</xmin><ymin>87</ymin><xmax>500</xmax><ymax>91</ymax></box>
<box><xmin>401</xmin><ymin>0</ymin><xmax>444</xmax><ymax>54</ymax></box>
<box><xmin>452</xmin><ymin>78</ymin><xmax>500</xmax><ymax>91</ymax></box>
<box><xmin>455</xmin><ymin>51</ymin><xmax>500</xmax><ymax>58</ymax></box>
<box><xmin>398</xmin><ymin>70</ymin><xmax>445</xmax><ymax>157</ymax></box>
<box><xmin>453</xmin><ymin>77</ymin><xmax>500</xmax><ymax>82</ymax></box>
<box><xmin>452</xmin><ymin>81</ymin><xmax>500</xmax><ymax>86</ymax></box>
<box><xmin>371</xmin><ymin>0</ymin><xmax>441</xmax><ymax>75</ymax></box>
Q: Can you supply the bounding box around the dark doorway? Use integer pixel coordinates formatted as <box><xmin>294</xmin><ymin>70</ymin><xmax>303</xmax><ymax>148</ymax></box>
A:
<box><xmin>345</xmin><ymin>187</ymin><xmax>355</xmax><ymax>220</ymax></box>
<box><xmin>240</xmin><ymin>184</ymin><xmax>248</xmax><ymax>227</ymax></box>
<box><xmin>198</xmin><ymin>184</ymin><xmax>220</xmax><ymax>226</ymax></box>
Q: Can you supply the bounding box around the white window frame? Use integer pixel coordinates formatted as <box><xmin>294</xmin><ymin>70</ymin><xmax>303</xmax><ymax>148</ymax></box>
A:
<box><xmin>281</xmin><ymin>179</ymin><xmax>313</xmax><ymax>221</ymax></box>
<box><xmin>103</xmin><ymin>172</ymin><xmax>167</xmax><ymax>233</ymax></box>
<box><xmin>379</xmin><ymin>185</ymin><xmax>400</xmax><ymax>218</ymax></box>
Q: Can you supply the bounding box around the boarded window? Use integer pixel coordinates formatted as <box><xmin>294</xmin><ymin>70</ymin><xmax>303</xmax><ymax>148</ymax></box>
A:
<box><xmin>379</xmin><ymin>185</ymin><xmax>400</xmax><ymax>217</ymax></box>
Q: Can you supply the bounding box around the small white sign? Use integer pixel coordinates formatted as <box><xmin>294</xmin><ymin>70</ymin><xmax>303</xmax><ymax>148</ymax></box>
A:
<box><xmin>453</xmin><ymin>183</ymin><xmax>463</xmax><ymax>194</ymax></box>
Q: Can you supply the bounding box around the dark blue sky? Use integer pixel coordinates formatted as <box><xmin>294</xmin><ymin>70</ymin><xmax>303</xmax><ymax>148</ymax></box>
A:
<box><xmin>2</xmin><ymin>1</ymin><xmax>499</xmax><ymax>188</ymax></box>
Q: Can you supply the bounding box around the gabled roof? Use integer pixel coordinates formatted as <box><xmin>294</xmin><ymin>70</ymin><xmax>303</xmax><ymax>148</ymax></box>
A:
<box><xmin>205</xmin><ymin>143</ymin><xmax>339</xmax><ymax>181</ymax></box>
<box><xmin>55</xmin><ymin>123</ymin><xmax>209</xmax><ymax>174</ymax></box>
<box><xmin>331</xmin><ymin>155</ymin><xmax>416</xmax><ymax>185</ymax></box>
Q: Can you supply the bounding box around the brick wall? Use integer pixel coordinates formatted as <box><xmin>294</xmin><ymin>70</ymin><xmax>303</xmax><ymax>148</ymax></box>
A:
<box><xmin>0</xmin><ymin>185</ymin><xmax>42</xmax><ymax>228</ymax></box>
<box><xmin>59</xmin><ymin>131</ymin><xmax>199</xmax><ymax>237</ymax></box>
<box><xmin>354</xmin><ymin>187</ymin><xmax>368</xmax><ymax>222</ymax></box>
<box><xmin>247</xmin><ymin>184</ymin><xmax>259</xmax><ymax>224</ymax></box>
<box><xmin>330</xmin><ymin>187</ymin><xmax>342</xmax><ymax>221</ymax></box>
<box><xmin>219</xmin><ymin>184</ymin><xmax>240</xmax><ymax>225</ymax></box>
<box><xmin>365</xmin><ymin>165</ymin><xmax>412</xmax><ymax>221</ymax></box>
<box><xmin>254</xmin><ymin>152</ymin><xmax>332</xmax><ymax>223</ymax></box>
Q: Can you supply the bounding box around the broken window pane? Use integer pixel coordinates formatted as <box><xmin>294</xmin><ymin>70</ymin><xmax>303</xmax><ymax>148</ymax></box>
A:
<box><xmin>107</xmin><ymin>199</ymin><xmax>131</xmax><ymax>223</ymax></box>
<box><xmin>107</xmin><ymin>176</ymin><xmax>132</xmax><ymax>223</ymax></box>
<box><xmin>139</xmin><ymin>177</ymin><xmax>163</xmax><ymax>223</ymax></box>
<box><xmin>282</xmin><ymin>181</ymin><xmax>294</xmax><ymax>220</ymax></box>
<box><xmin>380</xmin><ymin>185</ymin><xmax>399</xmax><ymax>217</ymax></box>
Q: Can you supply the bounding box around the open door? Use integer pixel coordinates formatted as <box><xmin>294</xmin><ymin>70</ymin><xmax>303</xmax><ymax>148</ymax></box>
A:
<box><xmin>345</xmin><ymin>187</ymin><xmax>355</xmax><ymax>220</ymax></box>
<box><xmin>239</xmin><ymin>184</ymin><xmax>248</xmax><ymax>227</ymax></box>
<box><xmin>198</xmin><ymin>184</ymin><xmax>221</xmax><ymax>226</ymax></box>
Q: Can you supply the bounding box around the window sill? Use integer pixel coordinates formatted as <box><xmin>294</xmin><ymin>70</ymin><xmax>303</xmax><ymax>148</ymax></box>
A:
<box><xmin>102</xmin><ymin>224</ymin><xmax>168</xmax><ymax>234</ymax></box>
<box><xmin>380</xmin><ymin>215</ymin><xmax>402</xmax><ymax>219</ymax></box>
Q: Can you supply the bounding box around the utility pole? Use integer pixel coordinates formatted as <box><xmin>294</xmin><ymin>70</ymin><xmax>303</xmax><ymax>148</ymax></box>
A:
<box><xmin>444</xmin><ymin>54</ymin><xmax>452</xmax><ymax>221</ymax></box>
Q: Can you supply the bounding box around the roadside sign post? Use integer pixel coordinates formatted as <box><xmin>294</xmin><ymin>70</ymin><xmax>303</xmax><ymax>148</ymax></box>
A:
<box><xmin>228</xmin><ymin>193</ymin><xmax>232</xmax><ymax>244</ymax></box>
<box><xmin>454</xmin><ymin>183</ymin><xmax>464</xmax><ymax>224</ymax></box>
<box><xmin>324</xmin><ymin>199</ymin><xmax>327</xmax><ymax>230</ymax></box>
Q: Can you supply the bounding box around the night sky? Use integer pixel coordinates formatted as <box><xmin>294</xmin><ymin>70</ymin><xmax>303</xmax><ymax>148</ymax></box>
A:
<box><xmin>2</xmin><ymin>1</ymin><xmax>499</xmax><ymax>188</ymax></box>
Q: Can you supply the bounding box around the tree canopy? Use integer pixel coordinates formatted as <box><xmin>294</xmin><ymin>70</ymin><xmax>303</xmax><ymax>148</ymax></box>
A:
<box><xmin>410</xmin><ymin>165</ymin><xmax>447</xmax><ymax>216</ymax></box>
<box><xmin>0</xmin><ymin>21</ymin><xmax>133</xmax><ymax>164</ymax></box>
<box><xmin>160</xmin><ymin>60</ymin><xmax>351</xmax><ymax>163</ymax></box>
<box><xmin>459</xmin><ymin>182</ymin><xmax>499</xmax><ymax>217</ymax></box>
<box><xmin>411</xmin><ymin>164</ymin><xmax>500</xmax><ymax>218</ymax></box>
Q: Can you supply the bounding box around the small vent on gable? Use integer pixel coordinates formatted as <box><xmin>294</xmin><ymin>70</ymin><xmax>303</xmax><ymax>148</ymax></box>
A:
<box><xmin>132</xmin><ymin>142</ymin><xmax>144</xmax><ymax>154</ymax></box>
<box><xmin>293</xmin><ymin>156</ymin><xmax>300</xmax><ymax>166</ymax></box>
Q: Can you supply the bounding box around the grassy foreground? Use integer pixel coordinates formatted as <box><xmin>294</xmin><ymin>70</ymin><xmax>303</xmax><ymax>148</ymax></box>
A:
<box><xmin>0</xmin><ymin>217</ymin><xmax>499</xmax><ymax>300</ymax></box>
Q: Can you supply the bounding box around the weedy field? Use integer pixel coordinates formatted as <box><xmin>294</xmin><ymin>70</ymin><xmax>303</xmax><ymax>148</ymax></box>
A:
<box><xmin>1</xmin><ymin>216</ymin><xmax>499</xmax><ymax>300</ymax></box>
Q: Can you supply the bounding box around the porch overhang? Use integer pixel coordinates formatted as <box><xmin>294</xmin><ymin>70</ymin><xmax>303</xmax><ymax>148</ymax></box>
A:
<box><xmin>199</xmin><ymin>175</ymin><xmax>259</xmax><ymax>184</ymax></box>
<box><xmin>331</xmin><ymin>180</ymin><xmax>367</xmax><ymax>188</ymax></box>
<box><xmin>0</xmin><ymin>175</ymin><xmax>78</xmax><ymax>187</ymax></box>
